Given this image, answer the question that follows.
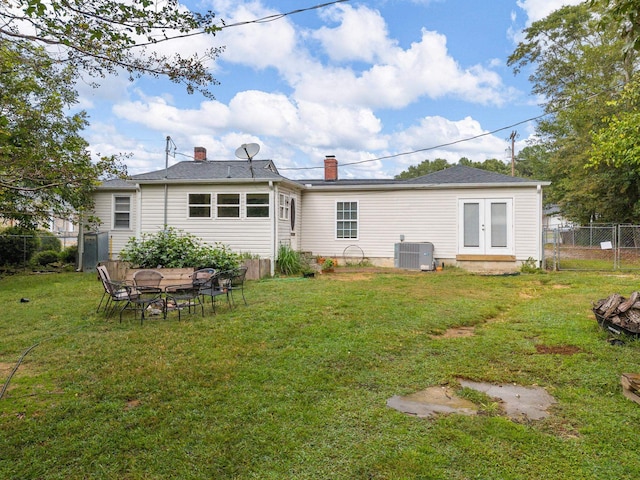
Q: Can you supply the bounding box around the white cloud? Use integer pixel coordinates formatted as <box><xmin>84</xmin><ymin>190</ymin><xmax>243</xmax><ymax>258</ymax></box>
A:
<box><xmin>79</xmin><ymin>0</ymin><xmax>537</xmax><ymax>179</ymax></box>
<box><xmin>392</xmin><ymin>116</ymin><xmax>511</xmax><ymax>166</ymax></box>
<box><xmin>516</xmin><ymin>0</ymin><xmax>584</xmax><ymax>25</ymax></box>
<box><xmin>293</xmin><ymin>26</ymin><xmax>510</xmax><ymax>109</ymax></box>
<box><xmin>313</xmin><ymin>4</ymin><xmax>396</xmax><ymax>63</ymax></box>
<box><xmin>213</xmin><ymin>2</ymin><xmax>298</xmax><ymax>69</ymax></box>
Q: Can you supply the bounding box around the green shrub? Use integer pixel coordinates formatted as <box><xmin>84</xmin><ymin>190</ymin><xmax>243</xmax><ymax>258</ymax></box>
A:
<box><xmin>0</xmin><ymin>226</ymin><xmax>41</xmax><ymax>266</ymax></box>
<box><xmin>120</xmin><ymin>228</ymin><xmax>240</xmax><ymax>271</ymax></box>
<box><xmin>32</xmin><ymin>250</ymin><xmax>61</xmax><ymax>266</ymax></box>
<box><xmin>276</xmin><ymin>244</ymin><xmax>304</xmax><ymax>275</ymax></box>
<box><xmin>520</xmin><ymin>257</ymin><xmax>543</xmax><ymax>274</ymax></box>
<box><xmin>196</xmin><ymin>243</ymin><xmax>241</xmax><ymax>271</ymax></box>
<box><xmin>60</xmin><ymin>245</ymin><xmax>78</xmax><ymax>264</ymax></box>
<box><xmin>37</xmin><ymin>231</ymin><xmax>62</xmax><ymax>252</ymax></box>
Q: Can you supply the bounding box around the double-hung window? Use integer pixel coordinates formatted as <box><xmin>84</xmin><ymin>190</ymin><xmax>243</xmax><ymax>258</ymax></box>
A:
<box><xmin>217</xmin><ymin>193</ymin><xmax>240</xmax><ymax>218</ymax></box>
<box><xmin>188</xmin><ymin>193</ymin><xmax>211</xmax><ymax>218</ymax></box>
<box><xmin>113</xmin><ymin>195</ymin><xmax>131</xmax><ymax>229</ymax></box>
<box><xmin>247</xmin><ymin>193</ymin><xmax>270</xmax><ymax>218</ymax></box>
<box><xmin>279</xmin><ymin>193</ymin><xmax>290</xmax><ymax>221</ymax></box>
<box><xmin>336</xmin><ymin>201</ymin><xmax>358</xmax><ymax>239</ymax></box>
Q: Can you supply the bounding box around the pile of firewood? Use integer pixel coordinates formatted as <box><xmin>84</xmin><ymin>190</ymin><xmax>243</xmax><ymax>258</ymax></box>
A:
<box><xmin>593</xmin><ymin>292</ymin><xmax>640</xmax><ymax>333</ymax></box>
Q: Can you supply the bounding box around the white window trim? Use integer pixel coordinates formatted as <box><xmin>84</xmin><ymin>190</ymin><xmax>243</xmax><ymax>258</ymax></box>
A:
<box><xmin>335</xmin><ymin>200</ymin><xmax>359</xmax><ymax>240</ymax></box>
<box><xmin>246</xmin><ymin>193</ymin><xmax>271</xmax><ymax>219</ymax></box>
<box><xmin>112</xmin><ymin>194</ymin><xmax>132</xmax><ymax>230</ymax></box>
<box><xmin>187</xmin><ymin>192</ymin><xmax>212</xmax><ymax>219</ymax></box>
<box><xmin>279</xmin><ymin>193</ymin><xmax>290</xmax><ymax>221</ymax></box>
<box><xmin>216</xmin><ymin>192</ymin><xmax>241</xmax><ymax>219</ymax></box>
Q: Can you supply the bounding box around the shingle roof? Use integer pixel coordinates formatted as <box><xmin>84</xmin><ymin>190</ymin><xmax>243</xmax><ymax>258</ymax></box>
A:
<box><xmin>401</xmin><ymin>165</ymin><xmax>536</xmax><ymax>184</ymax></box>
<box><xmin>304</xmin><ymin>165</ymin><xmax>545</xmax><ymax>187</ymax></box>
<box><xmin>131</xmin><ymin>159</ymin><xmax>286</xmax><ymax>181</ymax></box>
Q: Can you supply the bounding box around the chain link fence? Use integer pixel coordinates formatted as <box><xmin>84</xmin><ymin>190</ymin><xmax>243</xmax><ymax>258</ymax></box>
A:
<box><xmin>0</xmin><ymin>233</ymin><xmax>78</xmax><ymax>270</ymax></box>
<box><xmin>544</xmin><ymin>224</ymin><xmax>640</xmax><ymax>271</ymax></box>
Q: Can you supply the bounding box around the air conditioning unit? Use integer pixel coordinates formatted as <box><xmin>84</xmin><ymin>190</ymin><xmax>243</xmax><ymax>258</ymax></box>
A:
<box><xmin>394</xmin><ymin>242</ymin><xmax>435</xmax><ymax>271</ymax></box>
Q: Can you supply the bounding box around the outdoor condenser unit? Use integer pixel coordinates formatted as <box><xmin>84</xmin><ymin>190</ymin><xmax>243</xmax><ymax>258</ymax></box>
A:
<box><xmin>394</xmin><ymin>242</ymin><xmax>435</xmax><ymax>271</ymax></box>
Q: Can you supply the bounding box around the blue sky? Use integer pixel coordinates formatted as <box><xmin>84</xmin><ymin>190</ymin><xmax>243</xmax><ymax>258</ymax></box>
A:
<box><xmin>78</xmin><ymin>0</ymin><xmax>582</xmax><ymax>179</ymax></box>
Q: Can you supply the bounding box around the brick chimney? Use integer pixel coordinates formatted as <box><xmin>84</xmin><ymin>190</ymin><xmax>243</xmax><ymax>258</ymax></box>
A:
<box><xmin>324</xmin><ymin>155</ymin><xmax>338</xmax><ymax>182</ymax></box>
<box><xmin>194</xmin><ymin>146</ymin><xmax>207</xmax><ymax>161</ymax></box>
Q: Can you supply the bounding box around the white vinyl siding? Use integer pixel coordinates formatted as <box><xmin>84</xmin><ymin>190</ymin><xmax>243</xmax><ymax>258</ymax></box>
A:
<box><xmin>135</xmin><ymin>184</ymin><xmax>277</xmax><ymax>258</ymax></box>
<box><xmin>300</xmin><ymin>187</ymin><xmax>541</xmax><ymax>264</ymax></box>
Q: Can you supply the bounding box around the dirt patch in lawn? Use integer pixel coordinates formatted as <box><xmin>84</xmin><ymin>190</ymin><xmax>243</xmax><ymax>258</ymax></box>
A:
<box><xmin>432</xmin><ymin>326</ymin><xmax>476</xmax><ymax>339</ymax></box>
<box><xmin>0</xmin><ymin>362</ymin><xmax>13</xmax><ymax>375</ymax></box>
<box><xmin>535</xmin><ymin>344</ymin><xmax>582</xmax><ymax>355</ymax></box>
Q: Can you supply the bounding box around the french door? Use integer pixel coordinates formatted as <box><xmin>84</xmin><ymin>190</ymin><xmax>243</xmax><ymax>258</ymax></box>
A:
<box><xmin>458</xmin><ymin>199</ymin><xmax>513</xmax><ymax>255</ymax></box>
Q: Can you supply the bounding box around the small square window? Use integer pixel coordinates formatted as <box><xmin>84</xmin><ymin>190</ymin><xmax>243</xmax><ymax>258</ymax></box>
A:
<box><xmin>217</xmin><ymin>193</ymin><xmax>240</xmax><ymax>218</ymax></box>
<box><xmin>247</xmin><ymin>193</ymin><xmax>270</xmax><ymax>218</ymax></box>
<box><xmin>188</xmin><ymin>193</ymin><xmax>211</xmax><ymax>218</ymax></box>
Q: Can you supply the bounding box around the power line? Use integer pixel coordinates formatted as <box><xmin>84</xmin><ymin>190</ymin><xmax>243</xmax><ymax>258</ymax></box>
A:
<box><xmin>279</xmin><ymin>112</ymin><xmax>549</xmax><ymax>171</ymax></box>
<box><xmin>279</xmin><ymin>87</ymin><xmax>618</xmax><ymax>172</ymax></box>
<box><xmin>219</xmin><ymin>1</ymin><xmax>350</xmax><ymax>30</ymax></box>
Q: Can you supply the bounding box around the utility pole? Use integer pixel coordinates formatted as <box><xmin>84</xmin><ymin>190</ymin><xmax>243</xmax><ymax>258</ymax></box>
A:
<box><xmin>164</xmin><ymin>136</ymin><xmax>175</xmax><ymax>229</ymax></box>
<box><xmin>509</xmin><ymin>130</ymin><xmax>518</xmax><ymax>176</ymax></box>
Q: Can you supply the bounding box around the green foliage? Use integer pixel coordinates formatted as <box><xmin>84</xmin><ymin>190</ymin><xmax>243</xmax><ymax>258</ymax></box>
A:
<box><xmin>321</xmin><ymin>258</ymin><xmax>335</xmax><ymax>270</ymax></box>
<box><xmin>395</xmin><ymin>157</ymin><xmax>514</xmax><ymax>181</ymax></box>
<box><xmin>394</xmin><ymin>158</ymin><xmax>450</xmax><ymax>179</ymax></box>
<box><xmin>4</xmin><ymin>271</ymin><xmax>640</xmax><ymax>477</ymax></box>
<box><xmin>119</xmin><ymin>228</ymin><xmax>240</xmax><ymax>270</ymax></box>
<box><xmin>276</xmin><ymin>244</ymin><xmax>304</xmax><ymax>275</ymax></box>
<box><xmin>196</xmin><ymin>243</ymin><xmax>241</xmax><ymax>272</ymax></box>
<box><xmin>32</xmin><ymin>249</ymin><xmax>61</xmax><ymax>266</ymax></box>
<box><xmin>37</xmin><ymin>231</ymin><xmax>62</xmax><ymax>252</ymax></box>
<box><xmin>0</xmin><ymin>226</ymin><xmax>40</xmax><ymax>265</ymax></box>
<box><xmin>508</xmin><ymin>1</ymin><xmax>639</xmax><ymax>224</ymax></box>
<box><xmin>520</xmin><ymin>257</ymin><xmax>543</xmax><ymax>274</ymax></box>
<box><xmin>0</xmin><ymin>40</ymin><xmax>127</xmax><ymax>226</ymax></box>
<box><xmin>1</xmin><ymin>0</ymin><xmax>223</xmax><ymax>98</ymax></box>
<box><xmin>60</xmin><ymin>245</ymin><xmax>78</xmax><ymax>264</ymax></box>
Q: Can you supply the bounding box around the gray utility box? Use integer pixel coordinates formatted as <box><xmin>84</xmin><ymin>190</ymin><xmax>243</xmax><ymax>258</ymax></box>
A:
<box><xmin>83</xmin><ymin>231</ymin><xmax>109</xmax><ymax>272</ymax></box>
<box><xmin>394</xmin><ymin>242</ymin><xmax>435</xmax><ymax>271</ymax></box>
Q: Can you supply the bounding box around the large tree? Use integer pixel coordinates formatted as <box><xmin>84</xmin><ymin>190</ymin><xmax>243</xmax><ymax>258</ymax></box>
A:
<box><xmin>508</xmin><ymin>2</ymin><xmax>639</xmax><ymax>223</ymax></box>
<box><xmin>0</xmin><ymin>0</ymin><xmax>223</xmax><ymax>96</ymax></box>
<box><xmin>0</xmin><ymin>40</ymin><xmax>125</xmax><ymax>227</ymax></box>
<box><xmin>0</xmin><ymin>0</ymin><xmax>224</xmax><ymax>226</ymax></box>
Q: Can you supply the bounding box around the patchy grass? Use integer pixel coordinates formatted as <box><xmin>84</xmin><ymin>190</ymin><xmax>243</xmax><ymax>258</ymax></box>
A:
<box><xmin>1</xmin><ymin>270</ymin><xmax>640</xmax><ymax>479</ymax></box>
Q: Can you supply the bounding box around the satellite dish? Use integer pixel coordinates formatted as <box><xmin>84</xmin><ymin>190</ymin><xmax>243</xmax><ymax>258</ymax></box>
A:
<box><xmin>235</xmin><ymin>143</ymin><xmax>260</xmax><ymax>160</ymax></box>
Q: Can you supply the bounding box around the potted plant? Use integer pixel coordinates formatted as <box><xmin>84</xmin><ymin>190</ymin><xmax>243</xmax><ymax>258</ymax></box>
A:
<box><xmin>321</xmin><ymin>258</ymin><xmax>334</xmax><ymax>272</ymax></box>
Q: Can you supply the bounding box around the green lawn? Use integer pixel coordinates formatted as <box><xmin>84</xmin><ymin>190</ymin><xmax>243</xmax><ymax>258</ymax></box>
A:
<box><xmin>2</xmin><ymin>269</ymin><xmax>640</xmax><ymax>479</ymax></box>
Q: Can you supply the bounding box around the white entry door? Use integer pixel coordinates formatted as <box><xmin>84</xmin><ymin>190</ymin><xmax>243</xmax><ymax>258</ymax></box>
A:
<box><xmin>458</xmin><ymin>199</ymin><xmax>513</xmax><ymax>255</ymax></box>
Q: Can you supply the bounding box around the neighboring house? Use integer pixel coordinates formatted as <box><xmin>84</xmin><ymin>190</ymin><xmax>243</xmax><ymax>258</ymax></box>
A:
<box><xmin>88</xmin><ymin>148</ymin><xmax>550</xmax><ymax>273</ymax></box>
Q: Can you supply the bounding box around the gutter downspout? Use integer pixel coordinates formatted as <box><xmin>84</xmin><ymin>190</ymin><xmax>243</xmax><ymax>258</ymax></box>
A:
<box><xmin>135</xmin><ymin>183</ymin><xmax>142</xmax><ymax>239</ymax></box>
<box><xmin>537</xmin><ymin>184</ymin><xmax>543</xmax><ymax>268</ymax></box>
<box><xmin>77</xmin><ymin>212</ymin><xmax>84</xmax><ymax>272</ymax></box>
<box><xmin>163</xmin><ymin>136</ymin><xmax>170</xmax><ymax>229</ymax></box>
<box><xmin>270</xmin><ymin>181</ymin><xmax>276</xmax><ymax>277</ymax></box>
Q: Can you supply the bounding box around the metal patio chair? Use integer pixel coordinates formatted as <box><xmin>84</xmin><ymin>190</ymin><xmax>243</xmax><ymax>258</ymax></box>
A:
<box><xmin>96</xmin><ymin>264</ymin><xmax>129</xmax><ymax>313</ymax></box>
<box><xmin>198</xmin><ymin>270</ymin><xmax>232</xmax><ymax>313</ymax></box>
<box><xmin>164</xmin><ymin>282</ymin><xmax>204</xmax><ymax>320</ymax></box>
<box><xmin>228</xmin><ymin>266</ymin><xmax>248</xmax><ymax>306</ymax></box>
